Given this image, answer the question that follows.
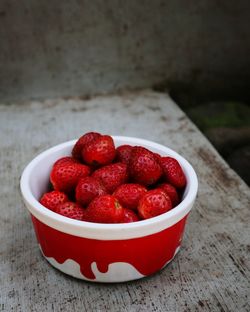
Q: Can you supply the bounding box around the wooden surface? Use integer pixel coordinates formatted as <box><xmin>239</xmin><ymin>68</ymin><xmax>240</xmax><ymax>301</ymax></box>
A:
<box><xmin>0</xmin><ymin>90</ymin><xmax>249</xmax><ymax>312</ymax></box>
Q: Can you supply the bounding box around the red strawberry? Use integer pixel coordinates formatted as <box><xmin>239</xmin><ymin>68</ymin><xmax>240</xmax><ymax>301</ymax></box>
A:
<box><xmin>53</xmin><ymin>156</ymin><xmax>78</xmax><ymax>167</ymax></box>
<box><xmin>85</xmin><ymin>195</ymin><xmax>124</xmax><ymax>223</ymax></box>
<box><xmin>129</xmin><ymin>146</ymin><xmax>162</xmax><ymax>186</ymax></box>
<box><xmin>121</xmin><ymin>208</ymin><xmax>139</xmax><ymax>223</ymax></box>
<box><xmin>161</xmin><ymin>157</ymin><xmax>186</xmax><ymax>188</ymax></box>
<box><xmin>116</xmin><ymin>145</ymin><xmax>133</xmax><ymax>165</ymax></box>
<box><xmin>153</xmin><ymin>152</ymin><xmax>162</xmax><ymax>163</ymax></box>
<box><xmin>138</xmin><ymin>189</ymin><xmax>172</xmax><ymax>219</ymax></box>
<box><xmin>92</xmin><ymin>162</ymin><xmax>128</xmax><ymax>193</ymax></box>
<box><xmin>75</xmin><ymin>176</ymin><xmax>107</xmax><ymax>206</ymax></box>
<box><xmin>40</xmin><ymin>190</ymin><xmax>68</xmax><ymax>212</ymax></box>
<box><xmin>72</xmin><ymin>132</ymin><xmax>101</xmax><ymax>160</ymax></box>
<box><xmin>113</xmin><ymin>183</ymin><xmax>147</xmax><ymax>210</ymax></box>
<box><xmin>55</xmin><ymin>201</ymin><xmax>86</xmax><ymax>220</ymax></box>
<box><xmin>82</xmin><ymin>135</ymin><xmax>116</xmax><ymax>166</ymax></box>
<box><xmin>50</xmin><ymin>160</ymin><xmax>90</xmax><ymax>194</ymax></box>
<box><xmin>157</xmin><ymin>183</ymin><xmax>179</xmax><ymax>207</ymax></box>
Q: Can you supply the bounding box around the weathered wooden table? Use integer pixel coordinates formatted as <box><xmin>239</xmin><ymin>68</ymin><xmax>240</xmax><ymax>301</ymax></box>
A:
<box><xmin>0</xmin><ymin>90</ymin><xmax>249</xmax><ymax>311</ymax></box>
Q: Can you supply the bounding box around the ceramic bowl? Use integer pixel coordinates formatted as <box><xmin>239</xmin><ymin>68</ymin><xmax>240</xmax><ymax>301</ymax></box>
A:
<box><xmin>20</xmin><ymin>136</ymin><xmax>198</xmax><ymax>282</ymax></box>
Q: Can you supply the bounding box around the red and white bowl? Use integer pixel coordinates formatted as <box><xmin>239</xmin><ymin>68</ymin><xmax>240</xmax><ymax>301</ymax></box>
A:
<box><xmin>20</xmin><ymin>136</ymin><xmax>198</xmax><ymax>283</ymax></box>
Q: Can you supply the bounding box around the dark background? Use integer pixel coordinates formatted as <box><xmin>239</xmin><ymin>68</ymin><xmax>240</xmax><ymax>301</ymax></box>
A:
<box><xmin>1</xmin><ymin>0</ymin><xmax>250</xmax><ymax>102</ymax></box>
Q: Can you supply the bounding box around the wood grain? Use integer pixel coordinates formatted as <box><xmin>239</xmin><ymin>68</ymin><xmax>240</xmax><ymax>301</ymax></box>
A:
<box><xmin>0</xmin><ymin>90</ymin><xmax>249</xmax><ymax>311</ymax></box>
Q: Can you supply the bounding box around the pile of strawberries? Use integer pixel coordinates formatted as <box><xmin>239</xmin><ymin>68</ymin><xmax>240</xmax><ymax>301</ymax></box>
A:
<box><xmin>40</xmin><ymin>132</ymin><xmax>186</xmax><ymax>223</ymax></box>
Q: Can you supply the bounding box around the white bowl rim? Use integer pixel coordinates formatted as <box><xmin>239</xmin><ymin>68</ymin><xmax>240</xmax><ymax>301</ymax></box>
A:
<box><xmin>20</xmin><ymin>136</ymin><xmax>198</xmax><ymax>240</ymax></box>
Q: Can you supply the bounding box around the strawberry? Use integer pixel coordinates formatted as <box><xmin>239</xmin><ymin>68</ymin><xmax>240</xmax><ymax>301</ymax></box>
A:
<box><xmin>92</xmin><ymin>162</ymin><xmax>128</xmax><ymax>193</ymax></box>
<box><xmin>72</xmin><ymin>132</ymin><xmax>101</xmax><ymax>160</ymax></box>
<box><xmin>113</xmin><ymin>183</ymin><xmax>147</xmax><ymax>210</ymax></box>
<box><xmin>82</xmin><ymin>135</ymin><xmax>116</xmax><ymax>166</ymax></box>
<box><xmin>85</xmin><ymin>195</ymin><xmax>124</xmax><ymax>223</ymax></box>
<box><xmin>138</xmin><ymin>189</ymin><xmax>172</xmax><ymax>219</ymax></box>
<box><xmin>160</xmin><ymin>157</ymin><xmax>186</xmax><ymax>188</ymax></box>
<box><xmin>121</xmin><ymin>208</ymin><xmax>139</xmax><ymax>223</ymax></box>
<box><xmin>153</xmin><ymin>152</ymin><xmax>162</xmax><ymax>164</ymax></box>
<box><xmin>53</xmin><ymin>156</ymin><xmax>78</xmax><ymax>167</ymax></box>
<box><xmin>40</xmin><ymin>190</ymin><xmax>68</xmax><ymax>212</ymax></box>
<box><xmin>157</xmin><ymin>183</ymin><xmax>179</xmax><ymax>207</ymax></box>
<box><xmin>50</xmin><ymin>160</ymin><xmax>90</xmax><ymax>194</ymax></box>
<box><xmin>116</xmin><ymin>145</ymin><xmax>133</xmax><ymax>165</ymax></box>
<box><xmin>55</xmin><ymin>201</ymin><xmax>86</xmax><ymax>220</ymax></box>
<box><xmin>75</xmin><ymin>176</ymin><xmax>107</xmax><ymax>206</ymax></box>
<box><xmin>129</xmin><ymin>146</ymin><xmax>162</xmax><ymax>186</ymax></box>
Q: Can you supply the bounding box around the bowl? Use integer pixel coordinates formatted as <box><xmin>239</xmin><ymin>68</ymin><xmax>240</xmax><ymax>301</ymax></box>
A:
<box><xmin>20</xmin><ymin>136</ymin><xmax>198</xmax><ymax>283</ymax></box>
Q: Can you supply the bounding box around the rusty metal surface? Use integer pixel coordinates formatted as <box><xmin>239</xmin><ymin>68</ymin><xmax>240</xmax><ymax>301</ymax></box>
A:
<box><xmin>0</xmin><ymin>90</ymin><xmax>249</xmax><ymax>311</ymax></box>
